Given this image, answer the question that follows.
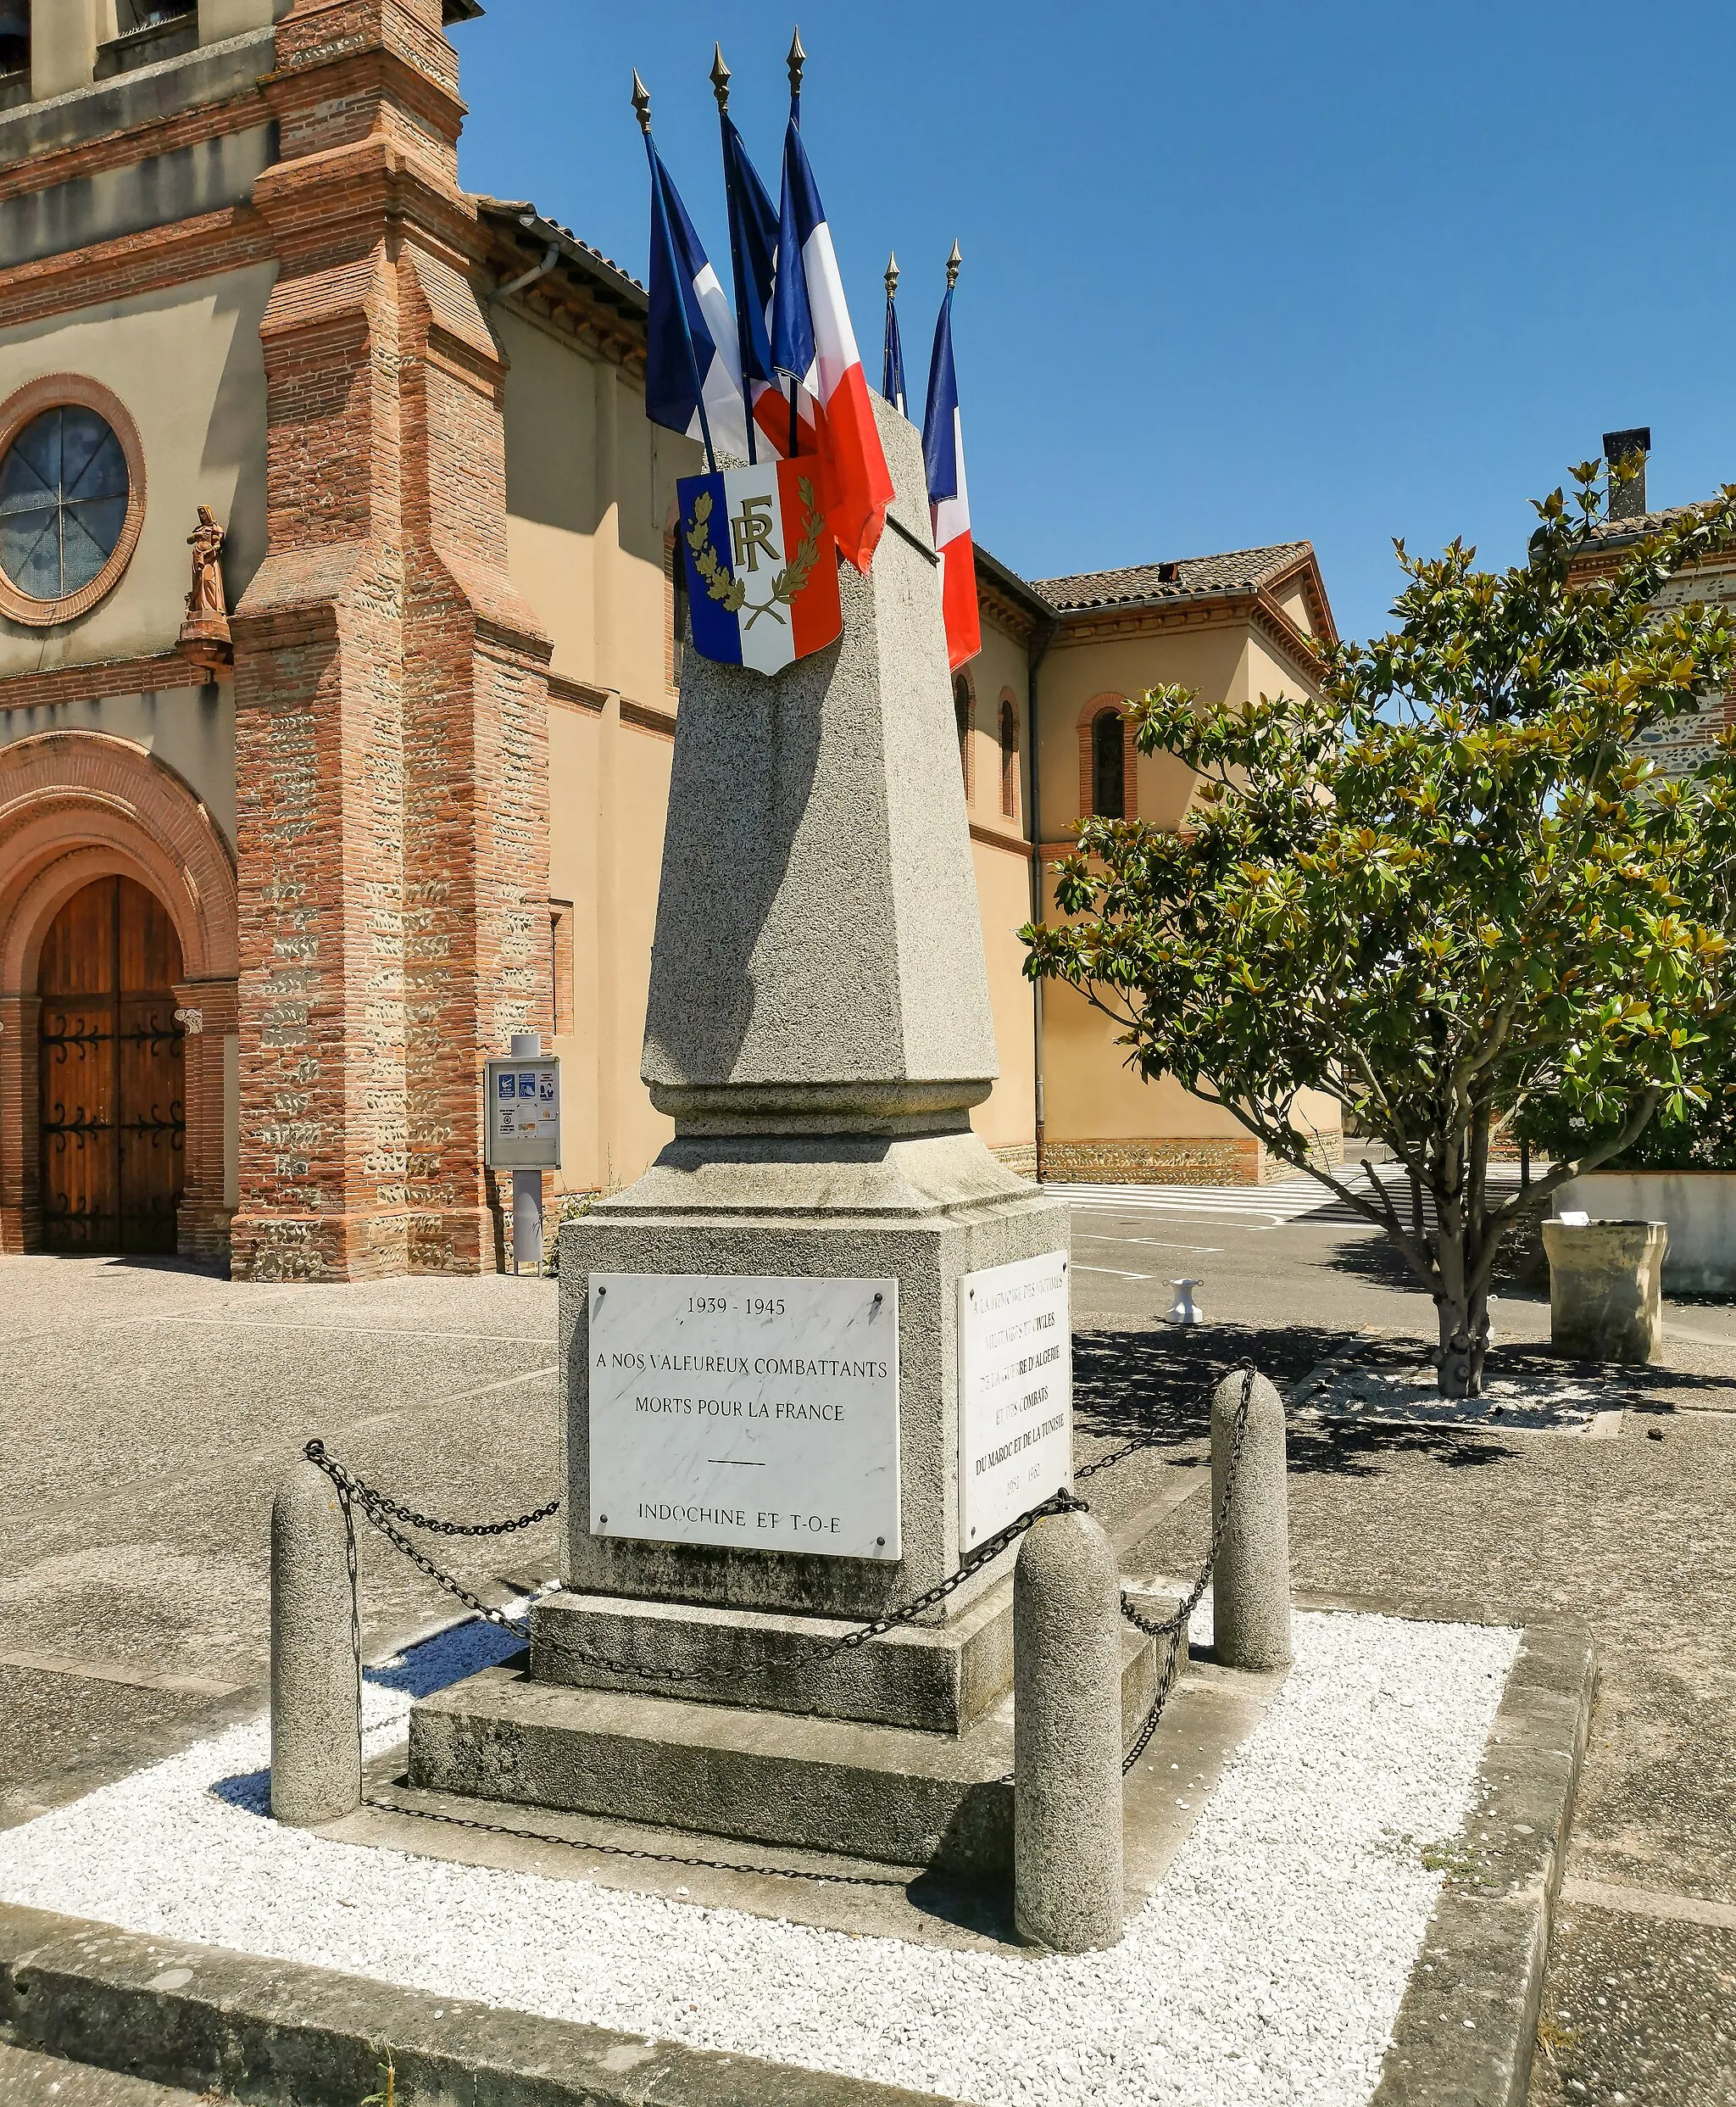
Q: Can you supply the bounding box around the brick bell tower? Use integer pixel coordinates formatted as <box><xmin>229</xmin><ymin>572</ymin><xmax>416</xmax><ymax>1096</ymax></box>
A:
<box><xmin>230</xmin><ymin>0</ymin><xmax>553</xmax><ymax>1281</ymax></box>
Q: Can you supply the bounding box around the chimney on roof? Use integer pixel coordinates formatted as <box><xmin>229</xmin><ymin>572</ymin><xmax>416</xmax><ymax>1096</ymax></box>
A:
<box><xmin>1603</xmin><ymin>426</ymin><xmax>1650</xmax><ymax>522</ymax></box>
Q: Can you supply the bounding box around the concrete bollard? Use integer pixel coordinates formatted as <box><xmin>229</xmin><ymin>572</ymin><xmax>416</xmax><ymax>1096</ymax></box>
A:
<box><xmin>270</xmin><ymin>1459</ymin><xmax>361</xmax><ymax>1826</ymax></box>
<box><xmin>1210</xmin><ymin>1369</ymin><xmax>1292</xmax><ymax>1671</ymax></box>
<box><xmin>1013</xmin><ymin>1508</ymin><xmax>1124</xmax><ymax>1952</ymax></box>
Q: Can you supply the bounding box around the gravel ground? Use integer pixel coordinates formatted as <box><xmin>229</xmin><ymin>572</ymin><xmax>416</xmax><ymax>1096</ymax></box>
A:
<box><xmin>0</xmin><ymin>1610</ymin><xmax>1516</xmax><ymax>2107</ymax></box>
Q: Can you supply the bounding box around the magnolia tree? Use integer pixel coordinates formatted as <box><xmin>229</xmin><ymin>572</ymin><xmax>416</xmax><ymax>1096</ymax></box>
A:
<box><xmin>1024</xmin><ymin>465</ymin><xmax>1736</xmax><ymax>1395</ymax></box>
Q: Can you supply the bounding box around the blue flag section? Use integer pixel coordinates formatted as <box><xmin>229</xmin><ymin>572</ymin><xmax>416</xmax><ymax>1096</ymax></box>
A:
<box><xmin>771</xmin><ymin>116</ymin><xmax>819</xmax><ymax>388</ymax></box>
<box><xmin>677</xmin><ymin>460</ymin><xmax>843</xmax><ymax>675</ymax></box>
<box><xmin>721</xmin><ymin>113</ymin><xmax>779</xmax><ymax>393</ymax></box>
<box><xmin>643</xmin><ymin>125</ymin><xmax>750</xmax><ymax>465</ymax></box>
<box><xmin>922</xmin><ymin>285</ymin><xmax>960</xmax><ymax>503</ymax></box>
<box><xmin>883</xmin><ymin>283</ymin><xmax>907</xmax><ymax>419</ymax></box>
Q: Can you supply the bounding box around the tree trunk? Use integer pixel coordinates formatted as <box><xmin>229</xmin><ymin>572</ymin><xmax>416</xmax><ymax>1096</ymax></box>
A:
<box><xmin>1433</xmin><ymin>1193</ymin><xmax>1494</xmax><ymax>1400</ymax></box>
<box><xmin>1436</xmin><ymin>1281</ymin><xmax>1492</xmax><ymax>1397</ymax></box>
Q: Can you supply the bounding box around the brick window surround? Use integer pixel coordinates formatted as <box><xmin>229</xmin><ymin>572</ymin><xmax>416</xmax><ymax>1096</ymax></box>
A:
<box><xmin>999</xmin><ymin>693</ymin><xmax>1019</xmax><ymax>818</ymax></box>
<box><xmin>0</xmin><ymin>374</ymin><xmax>147</xmax><ymax>627</ymax></box>
<box><xmin>1077</xmin><ymin>694</ymin><xmax>1138</xmax><ymax>821</ymax></box>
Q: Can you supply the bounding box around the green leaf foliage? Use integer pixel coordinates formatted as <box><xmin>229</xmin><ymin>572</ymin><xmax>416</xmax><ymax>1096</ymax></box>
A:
<box><xmin>1022</xmin><ymin>463</ymin><xmax>1736</xmax><ymax>1391</ymax></box>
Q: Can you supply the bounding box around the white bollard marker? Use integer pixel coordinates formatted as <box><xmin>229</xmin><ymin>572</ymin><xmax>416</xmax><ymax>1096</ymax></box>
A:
<box><xmin>270</xmin><ymin>1459</ymin><xmax>361</xmax><ymax>1826</ymax></box>
<box><xmin>1210</xmin><ymin>1369</ymin><xmax>1293</xmax><ymax>1670</ymax></box>
<box><xmin>1014</xmin><ymin>1508</ymin><xmax>1125</xmax><ymax>1951</ymax></box>
<box><xmin>1165</xmin><ymin>1279</ymin><xmax>1204</xmax><ymax>1324</ymax></box>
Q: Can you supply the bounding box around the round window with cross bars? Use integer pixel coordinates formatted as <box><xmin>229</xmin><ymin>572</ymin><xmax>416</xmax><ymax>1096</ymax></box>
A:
<box><xmin>0</xmin><ymin>376</ymin><xmax>146</xmax><ymax>626</ymax></box>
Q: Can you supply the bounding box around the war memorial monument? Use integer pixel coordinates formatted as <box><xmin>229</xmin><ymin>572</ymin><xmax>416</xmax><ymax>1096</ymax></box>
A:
<box><xmin>393</xmin><ymin>393</ymin><xmax>1142</xmax><ymax>1937</ymax></box>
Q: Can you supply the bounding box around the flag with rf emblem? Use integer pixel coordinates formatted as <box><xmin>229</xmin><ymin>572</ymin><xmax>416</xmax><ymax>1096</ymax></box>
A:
<box><xmin>677</xmin><ymin>458</ymin><xmax>843</xmax><ymax>673</ymax></box>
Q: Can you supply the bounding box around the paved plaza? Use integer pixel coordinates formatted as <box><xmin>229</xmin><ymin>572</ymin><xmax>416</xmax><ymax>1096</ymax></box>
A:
<box><xmin>0</xmin><ymin>1179</ymin><xmax>1732</xmax><ymax>2102</ymax></box>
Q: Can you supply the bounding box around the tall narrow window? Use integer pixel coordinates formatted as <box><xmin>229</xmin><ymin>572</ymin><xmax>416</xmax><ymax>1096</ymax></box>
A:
<box><xmin>1092</xmin><ymin>708</ymin><xmax>1125</xmax><ymax>819</ymax></box>
<box><xmin>954</xmin><ymin>675</ymin><xmax>973</xmax><ymax>800</ymax></box>
<box><xmin>999</xmin><ymin>699</ymin><xmax>1018</xmax><ymax>818</ymax></box>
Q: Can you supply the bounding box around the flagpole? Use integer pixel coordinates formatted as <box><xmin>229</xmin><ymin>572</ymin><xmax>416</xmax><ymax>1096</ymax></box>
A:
<box><xmin>634</xmin><ymin>70</ymin><xmax>717</xmax><ymax>475</ymax></box>
<box><xmin>883</xmin><ymin>250</ymin><xmax>899</xmax><ymax>410</ymax></box>
<box><xmin>709</xmin><ymin>43</ymin><xmax>756</xmax><ymax>465</ymax></box>
<box><xmin>785</xmin><ymin>26</ymin><xmax>804</xmax><ymax>458</ymax></box>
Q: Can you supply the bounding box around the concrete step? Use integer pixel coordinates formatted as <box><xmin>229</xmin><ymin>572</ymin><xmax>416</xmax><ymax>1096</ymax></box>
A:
<box><xmin>409</xmin><ymin>1625</ymin><xmax>1161</xmax><ymax>1876</ymax></box>
<box><xmin>0</xmin><ymin>2039</ymin><xmax>213</xmax><ymax>2103</ymax></box>
<box><xmin>530</xmin><ymin>1574</ymin><xmax>1015</xmax><ymax>1734</ymax></box>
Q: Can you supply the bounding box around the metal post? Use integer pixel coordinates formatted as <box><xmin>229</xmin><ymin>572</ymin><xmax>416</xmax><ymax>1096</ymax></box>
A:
<box><xmin>509</xmin><ymin>1030</ymin><xmax>543</xmax><ymax>1274</ymax></box>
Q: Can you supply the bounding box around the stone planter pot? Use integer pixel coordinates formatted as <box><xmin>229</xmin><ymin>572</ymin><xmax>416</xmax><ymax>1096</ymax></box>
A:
<box><xmin>1541</xmin><ymin>1218</ymin><xmax>1667</xmax><ymax>1365</ymax></box>
<box><xmin>1553</xmin><ymin>1171</ymin><xmax>1736</xmax><ymax>1293</ymax></box>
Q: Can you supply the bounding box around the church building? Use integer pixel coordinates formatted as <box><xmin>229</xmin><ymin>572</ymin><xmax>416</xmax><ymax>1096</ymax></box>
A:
<box><xmin>0</xmin><ymin>0</ymin><xmax>1339</xmax><ymax>1279</ymax></box>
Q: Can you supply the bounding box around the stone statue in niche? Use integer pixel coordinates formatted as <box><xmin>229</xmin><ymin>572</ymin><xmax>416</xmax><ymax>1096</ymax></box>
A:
<box><xmin>175</xmin><ymin>504</ymin><xmax>232</xmax><ymax>670</ymax></box>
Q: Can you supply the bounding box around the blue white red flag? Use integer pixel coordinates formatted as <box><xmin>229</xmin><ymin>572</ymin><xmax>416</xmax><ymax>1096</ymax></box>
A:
<box><xmin>676</xmin><ymin>459</ymin><xmax>843</xmax><ymax>673</ymax></box>
<box><xmin>882</xmin><ymin>262</ymin><xmax>907</xmax><ymax>419</ymax></box>
<box><xmin>643</xmin><ymin>134</ymin><xmax>750</xmax><ymax>463</ymax></box>
<box><xmin>771</xmin><ymin>115</ymin><xmax>893</xmax><ymax>572</ymax></box>
<box><xmin>720</xmin><ymin>109</ymin><xmax>804</xmax><ymax>463</ymax></box>
<box><xmin>922</xmin><ymin>281</ymin><xmax>980</xmax><ymax>671</ymax></box>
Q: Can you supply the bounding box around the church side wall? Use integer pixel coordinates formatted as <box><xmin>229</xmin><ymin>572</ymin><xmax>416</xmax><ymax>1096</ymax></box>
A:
<box><xmin>959</xmin><ymin>612</ymin><xmax>1036</xmax><ymax>1165</ymax></box>
<box><xmin>498</xmin><ymin>306</ymin><xmax>688</xmax><ymax>1200</ymax></box>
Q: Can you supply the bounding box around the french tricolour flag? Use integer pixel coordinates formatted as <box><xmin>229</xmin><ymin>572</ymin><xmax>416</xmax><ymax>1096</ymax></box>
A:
<box><xmin>643</xmin><ymin>134</ymin><xmax>751</xmax><ymax>463</ymax></box>
<box><xmin>921</xmin><ymin>282</ymin><xmax>980</xmax><ymax>671</ymax></box>
<box><xmin>771</xmin><ymin>116</ymin><xmax>893</xmax><ymax>573</ymax></box>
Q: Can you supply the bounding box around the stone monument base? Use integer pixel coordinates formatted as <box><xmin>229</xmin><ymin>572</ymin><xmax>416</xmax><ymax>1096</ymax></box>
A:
<box><xmin>407</xmin><ymin>1625</ymin><xmax>1161</xmax><ymax>1876</ymax></box>
<box><xmin>403</xmin><ymin>1126</ymin><xmax>1102</xmax><ymax>1874</ymax></box>
<box><xmin>408</xmin><ymin>1567</ymin><xmax>1187</xmax><ymax>1876</ymax></box>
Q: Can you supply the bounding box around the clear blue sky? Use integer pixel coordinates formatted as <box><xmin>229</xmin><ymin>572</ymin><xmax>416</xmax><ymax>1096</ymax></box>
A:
<box><xmin>454</xmin><ymin>1</ymin><xmax>1736</xmax><ymax>648</ymax></box>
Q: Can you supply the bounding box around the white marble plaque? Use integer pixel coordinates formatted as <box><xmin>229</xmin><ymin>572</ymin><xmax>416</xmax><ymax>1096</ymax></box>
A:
<box><xmin>587</xmin><ymin>1273</ymin><xmax>900</xmax><ymax>1559</ymax></box>
<box><xmin>958</xmin><ymin>1251</ymin><xmax>1071</xmax><ymax>1551</ymax></box>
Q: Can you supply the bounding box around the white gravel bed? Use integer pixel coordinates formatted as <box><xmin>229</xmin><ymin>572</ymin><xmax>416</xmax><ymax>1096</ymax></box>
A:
<box><xmin>1296</xmin><ymin>1359</ymin><xmax>1614</xmax><ymax>1432</ymax></box>
<box><xmin>0</xmin><ymin>1609</ymin><xmax>1518</xmax><ymax>2107</ymax></box>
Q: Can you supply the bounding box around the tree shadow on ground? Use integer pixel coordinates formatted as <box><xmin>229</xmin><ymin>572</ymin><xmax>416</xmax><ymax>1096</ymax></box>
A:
<box><xmin>1066</xmin><ymin>1318</ymin><xmax>1736</xmax><ymax>1481</ymax></box>
<box><xmin>1072</xmin><ymin>1319</ymin><xmax>1525</xmax><ymax>1480</ymax></box>
<box><xmin>1316</xmin><ymin>1227</ymin><xmax>1548</xmax><ymax>1298</ymax></box>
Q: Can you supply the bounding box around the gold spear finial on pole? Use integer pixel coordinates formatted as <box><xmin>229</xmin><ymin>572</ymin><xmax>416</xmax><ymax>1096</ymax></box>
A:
<box><xmin>885</xmin><ymin>250</ymin><xmax>899</xmax><ymax>299</ymax></box>
<box><xmin>787</xmin><ymin>25</ymin><xmax>806</xmax><ymax>100</ymax></box>
<box><xmin>709</xmin><ymin>42</ymin><xmax>731</xmax><ymax>111</ymax></box>
<box><xmin>631</xmin><ymin>68</ymin><xmax>652</xmax><ymax>134</ymax></box>
<box><xmin>946</xmin><ymin>238</ymin><xmax>962</xmax><ymax>291</ymax></box>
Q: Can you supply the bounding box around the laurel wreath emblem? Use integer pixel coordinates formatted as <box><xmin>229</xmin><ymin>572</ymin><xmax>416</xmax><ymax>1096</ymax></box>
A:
<box><xmin>686</xmin><ymin>478</ymin><xmax>825</xmax><ymax>629</ymax></box>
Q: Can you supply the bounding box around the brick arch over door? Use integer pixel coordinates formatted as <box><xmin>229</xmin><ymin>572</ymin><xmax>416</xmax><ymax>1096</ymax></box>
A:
<box><xmin>1077</xmin><ymin>693</ymin><xmax>1139</xmax><ymax>822</ymax></box>
<box><xmin>0</xmin><ymin>731</ymin><xmax>238</xmax><ymax>1259</ymax></box>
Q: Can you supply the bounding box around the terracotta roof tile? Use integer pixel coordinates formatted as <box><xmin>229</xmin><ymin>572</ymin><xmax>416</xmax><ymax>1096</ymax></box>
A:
<box><xmin>1032</xmin><ymin>543</ymin><xmax>1312</xmax><ymax>612</ymax></box>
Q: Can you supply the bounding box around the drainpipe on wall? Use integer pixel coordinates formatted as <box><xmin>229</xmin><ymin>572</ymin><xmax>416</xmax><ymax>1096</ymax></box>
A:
<box><xmin>1027</xmin><ymin>615</ymin><xmax>1057</xmax><ymax>1184</ymax></box>
<box><xmin>489</xmin><ymin>233</ymin><xmax>561</xmax><ymax>307</ymax></box>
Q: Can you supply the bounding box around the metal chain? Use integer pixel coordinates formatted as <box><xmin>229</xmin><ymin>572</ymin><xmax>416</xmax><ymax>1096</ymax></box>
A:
<box><xmin>337</xmin><ymin>1478</ymin><xmax>364</xmax><ymax>1803</ymax></box>
<box><xmin>304</xmin><ymin>1441</ymin><xmax>558</xmax><ymax>1537</ymax></box>
<box><xmin>1118</xmin><ymin>1363</ymin><xmax>1255</xmax><ymax>1774</ymax></box>
<box><xmin>305</xmin><ymin>1437</ymin><xmax>1087</xmax><ymax>1686</ymax></box>
<box><xmin>367</xmin><ymin>1790</ymin><xmax>913</xmax><ymax>1889</ymax></box>
<box><xmin>308</xmin><ymin>1365</ymin><xmax>1257</xmax><ymax>1788</ymax></box>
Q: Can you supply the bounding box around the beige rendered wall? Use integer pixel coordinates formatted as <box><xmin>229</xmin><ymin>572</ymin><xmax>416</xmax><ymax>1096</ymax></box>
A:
<box><xmin>959</xmin><ymin>613</ymin><xmax>1037</xmax><ymax>1155</ymax></box>
<box><xmin>499</xmin><ymin>306</ymin><xmax>696</xmax><ymax>1196</ymax></box>
<box><xmin>0</xmin><ymin>265</ymin><xmax>273</xmax><ymax>684</ymax></box>
<box><xmin>1032</xmin><ymin>615</ymin><xmax>1339</xmax><ymax>1168</ymax></box>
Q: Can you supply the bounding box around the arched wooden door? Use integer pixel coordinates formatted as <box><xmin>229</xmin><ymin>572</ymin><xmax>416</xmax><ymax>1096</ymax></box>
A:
<box><xmin>37</xmin><ymin>874</ymin><xmax>186</xmax><ymax>1253</ymax></box>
